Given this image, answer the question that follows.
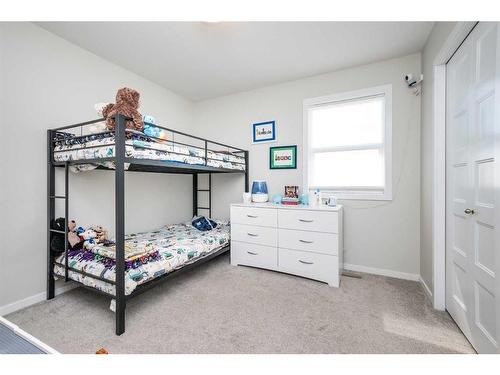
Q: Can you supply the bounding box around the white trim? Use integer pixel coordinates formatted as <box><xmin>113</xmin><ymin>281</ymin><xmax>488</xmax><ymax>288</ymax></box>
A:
<box><xmin>0</xmin><ymin>316</ymin><xmax>59</xmax><ymax>354</ymax></box>
<box><xmin>0</xmin><ymin>283</ymin><xmax>78</xmax><ymax>316</ymax></box>
<box><xmin>433</xmin><ymin>22</ymin><xmax>478</xmax><ymax>65</ymax></box>
<box><xmin>303</xmin><ymin>84</ymin><xmax>393</xmax><ymax>201</ymax></box>
<box><xmin>431</xmin><ymin>22</ymin><xmax>477</xmax><ymax>312</ymax></box>
<box><xmin>419</xmin><ymin>276</ymin><xmax>433</xmax><ymax>302</ymax></box>
<box><xmin>343</xmin><ymin>263</ymin><xmax>420</xmax><ymax>281</ymax></box>
<box><xmin>494</xmin><ymin>23</ymin><xmax>500</xmax><ymax>354</ymax></box>
<box><xmin>432</xmin><ymin>64</ymin><xmax>447</xmax><ymax>311</ymax></box>
<box><xmin>310</xmin><ymin>143</ymin><xmax>383</xmax><ymax>153</ymax></box>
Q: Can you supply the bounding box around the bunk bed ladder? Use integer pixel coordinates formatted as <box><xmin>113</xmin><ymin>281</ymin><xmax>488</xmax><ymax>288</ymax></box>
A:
<box><xmin>193</xmin><ymin>173</ymin><xmax>212</xmax><ymax>217</ymax></box>
<box><xmin>47</xmin><ymin>132</ymin><xmax>70</xmax><ymax>298</ymax></box>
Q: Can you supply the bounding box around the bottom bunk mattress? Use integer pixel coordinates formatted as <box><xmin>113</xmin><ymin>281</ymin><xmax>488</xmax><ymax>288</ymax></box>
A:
<box><xmin>54</xmin><ymin>221</ymin><xmax>230</xmax><ymax>296</ymax></box>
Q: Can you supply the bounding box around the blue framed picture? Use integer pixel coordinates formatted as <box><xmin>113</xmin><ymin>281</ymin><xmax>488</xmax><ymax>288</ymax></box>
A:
<box><xmin>252</xmin><ymin>121</ymin><xmax>276</xmax><ymax>143</ymax></box>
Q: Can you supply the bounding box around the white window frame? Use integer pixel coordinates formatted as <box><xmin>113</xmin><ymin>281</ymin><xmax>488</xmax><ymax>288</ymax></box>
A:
<box><xmin>303</xmin><ymin>84</ymin><xmax>393</xmax><ymax>201</ymax></box>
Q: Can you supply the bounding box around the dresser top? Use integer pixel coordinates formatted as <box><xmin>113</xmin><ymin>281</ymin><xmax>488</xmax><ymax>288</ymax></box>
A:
<box><xmin>231</xmin><ymin>202</ymin><xmax>342</xmax><ymax>212</ymax></box>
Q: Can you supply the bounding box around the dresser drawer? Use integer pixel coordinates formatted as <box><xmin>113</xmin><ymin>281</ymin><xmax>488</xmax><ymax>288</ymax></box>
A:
<box><xmin>231</xmin><ymin>241</ymin><xmax>278</xmax><ymax>269</ymax></box>
<box><xmin>278</xmin><ymin>228</ymin><xmax>338</xmax><ymax>256</ymax></box>
<box><xmin>231</xmin><ymin>206</ymin><xmax>277</xmax><ymax>227</ymax></box>
<box><xmin>278</xmin><ymin>209</ymin><xmax>338</xmax><ymax>233</ymax></box>
<box><xmin>278</xmin><ymin>248</ymin><xmax>339</xmax><ymax>286</ymax></box>
<box><xmin>231</xmin><ymin>223</ymin><xmax>277</xmax><ymax>247</ymax></box>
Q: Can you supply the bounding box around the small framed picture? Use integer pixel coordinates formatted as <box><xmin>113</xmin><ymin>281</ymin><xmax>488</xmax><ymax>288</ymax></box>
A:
<box><xmin>253</xmin><ymin>121</ymin><xmax>276</xmax><ymax>143</ymax></box>
<box><xmin>284</xmin><ymin>186</ymin><xmax>299</xmax><ymax>198</ymax></box>
<box><xmin>270</xmin><ymin>145</ymin><xmax>297</xmax><ymax>169</ymax></box>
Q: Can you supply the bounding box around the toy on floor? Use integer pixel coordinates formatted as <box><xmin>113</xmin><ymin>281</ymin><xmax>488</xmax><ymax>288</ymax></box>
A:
<box><xmin>102</xmin><ymin>87</ymin><xmax>144</xmax><ymax>133</ymax></box>
<box><xmin>143</xmin><ymin>114</ymin><xmax>168</xmax><ymax>140</ymax></box>
<box><xmin>95</xmin><ymin>348</ymin><xmax>109</xmax><ymax>354</ymax></box>
<box><xmin>88</xmin><ymin>103</ymin><xmax>111</xmax><ymax>134</ymax></box>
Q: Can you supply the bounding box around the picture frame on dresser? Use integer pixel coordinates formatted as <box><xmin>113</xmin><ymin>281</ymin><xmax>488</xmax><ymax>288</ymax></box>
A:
<box><xmin>230</xmin><ymin>202</ymin><xmax>343</xmax><ymax>287</ymax></box>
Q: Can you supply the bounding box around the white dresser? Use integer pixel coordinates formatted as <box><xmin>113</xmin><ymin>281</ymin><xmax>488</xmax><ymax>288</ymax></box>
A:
<box><xmin>230</xmin><ymin>203</ymin><xmax>343</xmax><ymax>287</ymax></box>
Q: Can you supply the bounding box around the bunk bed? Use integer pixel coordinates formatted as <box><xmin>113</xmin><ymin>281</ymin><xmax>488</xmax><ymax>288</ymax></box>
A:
<box><xmin>47</xmin><ymin>114</ymin><xmax>249</xmax><ymax>335</ymax></box>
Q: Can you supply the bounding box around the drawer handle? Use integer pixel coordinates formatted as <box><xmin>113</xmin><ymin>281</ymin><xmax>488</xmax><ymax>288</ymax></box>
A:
<box><xmin>299</xmin><ymin>239</ymin><xmax>314</xmax><ymax>244</ymax></box>
<box><xmin>247</xmin><ymin>214</ymin><xmax>258</xmax><ymax>218</ymax></box>
<box><xmin>299</xmin><ymin>260</ymin><xmax>314</xmax><ymax>265</ymax></box>
<box><xmin>247</xmin><ymin>232</ymin><xmax>259</xmax><ymax>237</ymax></box>
<box><xmin>247</xmin><ymin>251</ymin><xmax>258</xmax><ymax>255</ymax></box>
<box><xmin>299</xmin><ymin>219</ymin><xmax>314</xmax><ymax>223</ymax></box>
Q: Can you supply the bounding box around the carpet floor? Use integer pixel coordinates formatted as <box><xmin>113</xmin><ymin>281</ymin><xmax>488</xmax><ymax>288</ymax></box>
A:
<box><xmin>6</xmin><ymin>254</ymin><xmax>474</xmax><ymax>354</ymax></box>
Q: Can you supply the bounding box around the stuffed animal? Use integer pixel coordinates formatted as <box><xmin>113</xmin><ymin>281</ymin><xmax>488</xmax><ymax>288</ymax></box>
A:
<box><xmin>89</xmin><ymin>225</ymin><xmax>108</xmax><ymax>242</ymax></box>
<box><xmin>143</xmin><ymin>114</ymin><xmax>168</xmax><ymax>141</ymax></box>
<box><xmin>102</xmin><ymin>87</ymin><xmax>144</xmax><ymax>133</ymax></box>
<box><xmin>143</xmin><ymin>114</ymin><xmax>156</xmax><ymax>125</ymax></box>
<box><xmin>67</xmin><ymin>220</ymin><xmax>81</xmax><ymax>248</ymax></box>
<box><xmin>80</xmin><ymin>228</ymin><xmax>97</xmax><ymax>241</ymax></box>
<box><xmin>88</xmin><ymin>103</ymin><xmax>111</xmax><ymax>134</ymax></box>
<box><xmin>81</xmin><ymin>226</ymin><xmax>109</xmax><ymax>251</ymax></box>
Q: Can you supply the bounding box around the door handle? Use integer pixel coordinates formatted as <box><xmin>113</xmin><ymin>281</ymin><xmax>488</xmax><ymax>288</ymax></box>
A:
<box><xmin>464</xmin><ymin>208</ymin><xmax>475</xmax><ymax>215</ymax></box>
<box><xmin>299</xmin><ymin>260</ymin><xmax>314</xmax><ymax>265</ymax></box>
<box><xmin>247</xmin><ymin>251</ymin><xmax>258</xmax><ymax>255</ymax></box>
<box><xmin>247</xmin><ymin>214</ymin><xmax>258</xmax><ymax>218</ymax></box>
<box><xmin>247</xmin><ymin>232</ymin><xmax>259</xmax><ymax>237</ymax></box>
<box><xmin>299</xmin><ymin>239</ymin><xmax>314</xmax><ymax>244</ymax></box>
<box><xmin>299</xmin><ymin>219</ymin><xmax>314</xmax><ymax>223</ymax></box>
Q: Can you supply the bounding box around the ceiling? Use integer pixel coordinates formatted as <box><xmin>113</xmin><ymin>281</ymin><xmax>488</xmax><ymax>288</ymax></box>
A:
<box><xmin>37</xmin><ymin>22</ymin><xmax>434</xmax><ymax>101</ymax></box>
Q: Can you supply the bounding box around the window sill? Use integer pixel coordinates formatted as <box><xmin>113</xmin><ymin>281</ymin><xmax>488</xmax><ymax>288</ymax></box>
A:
<box><xmin>313</xmin><ymin>190</ymin><xmax>393</xmax><ymax>201</ymax></box>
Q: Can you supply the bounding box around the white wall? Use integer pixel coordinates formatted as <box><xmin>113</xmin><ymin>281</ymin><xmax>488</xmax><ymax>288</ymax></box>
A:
<box><xmin>0</xmin><ymin>23</ymin><xmax>195</xmax><ymax>309</ymax></box>
<box><xmin>192</xmin><ymin>54</ymin><xmax>422</xmax><ymax>277</ymax></box>
<box><xmin>419</xmin><ymin>22</ymin><xmax>457</xmax><ymax>293</ymax></box>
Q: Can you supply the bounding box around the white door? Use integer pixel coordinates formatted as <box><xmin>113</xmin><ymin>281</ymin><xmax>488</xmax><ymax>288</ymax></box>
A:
<box><xmin>446</xmin><ymin>22</ymin><xmax>498</xmax><ymax>353</ymax></box>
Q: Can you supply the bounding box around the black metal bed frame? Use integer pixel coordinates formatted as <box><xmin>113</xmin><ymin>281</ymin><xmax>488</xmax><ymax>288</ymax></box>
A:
<box><xmin>47</xmin><ymin>114</ymin><xmax>249</xmax><ymax>335</ymax></box>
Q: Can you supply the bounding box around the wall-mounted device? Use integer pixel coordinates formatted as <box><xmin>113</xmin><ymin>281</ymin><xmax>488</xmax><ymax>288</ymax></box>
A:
<box><xmin>404</xmin><ymin>73</ymin><xmax>423</xmax><ymax>95</ymax></box>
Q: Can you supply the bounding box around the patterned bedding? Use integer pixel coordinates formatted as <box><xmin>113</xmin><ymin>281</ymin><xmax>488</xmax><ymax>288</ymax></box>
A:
<box><xmin>53</xmin><ymin>131</ymin><xmax>246</xmax><ymax>172</ymax></box>
<box><xmin>53</xmin><ymin>221</ymin><xmax>230</xmax><ymax>296</ymax></box>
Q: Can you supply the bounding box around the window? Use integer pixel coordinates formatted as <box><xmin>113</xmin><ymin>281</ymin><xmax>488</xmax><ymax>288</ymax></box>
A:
<box><xmin>303</xmin><ymin>85</ymin><xmax>392</xmax><ymax>200</ymax></box>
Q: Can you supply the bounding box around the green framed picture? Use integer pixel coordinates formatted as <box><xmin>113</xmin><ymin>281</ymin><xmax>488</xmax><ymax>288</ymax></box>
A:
<box><xmin>270</xmin><ymin>145</ymin><xmax>297</xmax><ymax>169</ymax></box>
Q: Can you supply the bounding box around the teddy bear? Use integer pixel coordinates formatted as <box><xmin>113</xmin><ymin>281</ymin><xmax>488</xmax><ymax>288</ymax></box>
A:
<box><xmin>88</xmin><ymin>103</ymin><xmax>111</xmax><ymax>134</ymax></box>
<box><xmin>102</xmin><ymin>87</ymin><xmax>144</xmax><ymax>133</ymax></box>
<box><xmin>89</xmin><ymin>225</ymin><xmax>108</xmax><ymax>242</ymax></box>
<box><xmin>81</xmin><ymin>225</ymin><xmax>109</xmax><ymax>251</ymax></box>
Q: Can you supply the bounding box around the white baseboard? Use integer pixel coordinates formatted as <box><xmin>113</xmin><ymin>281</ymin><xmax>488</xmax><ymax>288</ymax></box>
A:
<box><xmin>0</xmin><ymin>283</ymin><xmax>78</xmax><ymax>317</ymax></box>
<box><xmin>419</xmin><ymin>276</ymin><xmax>433</xmax><ymax>301</ymax></box>
<box><xmin>343</xmin><ymin>263</ymin><xmax>420</xmax><ymax>281</ymax></box>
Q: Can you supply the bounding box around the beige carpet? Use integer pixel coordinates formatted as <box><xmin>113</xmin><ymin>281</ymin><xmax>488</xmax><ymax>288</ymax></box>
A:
<box><xmin>6</xmin><ymin>254</ymin><xmax>474</xmax><ymax>354</ymax></box>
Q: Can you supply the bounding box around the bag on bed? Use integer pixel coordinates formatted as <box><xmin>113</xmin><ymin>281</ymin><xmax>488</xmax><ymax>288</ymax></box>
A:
<box><xmin>192</xmin><ymin>216</ymin><xmax>218</xmax><ymax>231</ymax></box>
<box><xmin>50</xmin><ymin>217</ymin><xmax>83</xmax><ymax>255</ymax></box>
<box><xmin>50</xmin><ymin>218</ymin><xmax>67</xmax><ymax>255</ymax></box>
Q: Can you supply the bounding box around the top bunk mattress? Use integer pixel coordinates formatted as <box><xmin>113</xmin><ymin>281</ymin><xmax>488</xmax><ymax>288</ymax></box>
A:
<box><xmin>52</xmin><ymin>131</ymin><xmax>246</xmax><ymax>172</ymax></box>
<box><xmin>53</xmin><ymin>221</ymin><xmax>230</xmax><ymax>296</ymax></box>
